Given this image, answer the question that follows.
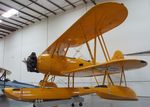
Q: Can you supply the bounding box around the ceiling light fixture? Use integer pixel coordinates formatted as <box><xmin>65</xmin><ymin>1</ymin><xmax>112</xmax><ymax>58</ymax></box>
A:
<box><xmin>2</xmin><ymin>9</ymin><xmax>18</xmax><ymax>18</ymax></box>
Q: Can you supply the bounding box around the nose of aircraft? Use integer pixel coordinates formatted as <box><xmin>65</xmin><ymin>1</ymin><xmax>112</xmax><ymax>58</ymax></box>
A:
<box><xmin>2</xmin><ymin>88</ymin><xmax>15</xmax><ymax>100</ymax></box>
<box><xmin>2</xmin><ymin>88</ymin><xmax>11</xmax><ymax>96</ymax></box>
<box><xmin>26</xmin><ymin>52</ymin><xmax>39</xmax><ymax>73</ymax></box>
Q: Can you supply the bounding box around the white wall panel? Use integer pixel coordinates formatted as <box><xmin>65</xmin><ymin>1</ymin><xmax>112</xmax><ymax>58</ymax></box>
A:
<box><xmin>20</xmin><ymin>19</ymin><xmax>48</xmax><ymax>83</ymax></box>
<box><xmin>3</xmin><ymin>31</ymin><xmax>22</xmax><ymax>81</ymax></box>
<box><xmin>0</xmin><ymin>39</ymin><xmax>4</xmax><ymax>66</ymax></box>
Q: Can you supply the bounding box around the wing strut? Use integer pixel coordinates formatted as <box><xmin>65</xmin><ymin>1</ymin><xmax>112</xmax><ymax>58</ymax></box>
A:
<box><xmin>41</xmin><ymin>73</ymin><xmax>51</xmax><ymax>88</ymax></box>
<box><xmin>68</xmin><ymin>74</ymin><xmax>70</xmax><ymax>88</ymax></box>
<box><xmin>64</xmin><ymin>44</ymin><xmax>70</xmax><ymax>56</ymax></box>
<box><xmin>92</xmin><ymin>70</ymin><xmax>99</xmax><ymax>85</ymax></box>
<box><xmin>97</xmin><ymin>35</ymin><xmax>111</xmax><ymax>62</ymax></box>
<box><xmin>67</xmin><ymin>73</ymin><xmax>75</xmax><ymax>88</ymax></box>
<box><xmin>107</xmin><ymin>73</ymin><xmax>114</xmax><ymax>85</ymax></box>
<box><xmin>93</xmin><ymin>33</ymin><xmax>97</xmax><ymax>63</ymax></box>
<box><xmin>79</xmin><ymin>23</ymin><xmax>94</xmax><ymax>61</ymax></box>
<box><xmin>120</xmin><ymin>65</ymin><xmax>127</xmax><ymax>86</ymax></box>
<box><xmin>102</xmin><ymin>70</ymin><xmax>114</xmax><ymax>85</ymax></box>
<box><xmin>51</xmin><ymin>42</ymin><xmax>58</xmax><ymax>57</ymax></box>
<box><xmin>80</xmin><ymin>23</ymin><xmax>101</xmax><ymax>86</ymax></box>
<box><xmin>101</xmin><ymin>36</ymin><xmax>111</xmax><ymax>60</ymax></box>
<box><xmin>93</xmin><ymin>10</ymin><xmax>97</xmax><ymax>64</ymax></box>
<box><xmin>102</xmin><ymin>71</ymin><xmax>107</xmax><ymax>85</ymax></box>
<box><xmin>72</xmin><ymin>73</ymin><xmax>75</xmax><ymax>88</ymax></box>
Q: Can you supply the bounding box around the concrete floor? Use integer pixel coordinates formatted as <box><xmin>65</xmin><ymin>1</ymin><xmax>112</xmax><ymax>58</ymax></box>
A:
<box><xmin>1</xmin><ymin>95</ymin><xmax>150</xmax><ymax>107</ymax></box>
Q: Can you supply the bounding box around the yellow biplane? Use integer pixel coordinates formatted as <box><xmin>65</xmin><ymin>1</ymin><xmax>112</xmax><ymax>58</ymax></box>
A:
<box><xmin>4</xmin><ymin>2</ymin><xmax>147</xmax><ymax>107</ymax></box>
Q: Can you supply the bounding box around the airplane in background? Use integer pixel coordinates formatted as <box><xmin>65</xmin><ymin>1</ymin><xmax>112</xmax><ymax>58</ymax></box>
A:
<box><xmin>3</xmin><ymin>2</ymin><xmax>147</xmax><ymax>107</ymax></box>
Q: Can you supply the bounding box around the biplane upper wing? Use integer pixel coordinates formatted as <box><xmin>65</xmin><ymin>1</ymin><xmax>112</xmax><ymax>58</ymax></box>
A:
<box><xmin>42</xmin><ymin>2</ymin><xmax>128</xmax><ymax>56</ymax></box>
<box><xmin>61</xmin><ymin>59</ymin><xmax>147</xmax><ymax>77</ymax></box>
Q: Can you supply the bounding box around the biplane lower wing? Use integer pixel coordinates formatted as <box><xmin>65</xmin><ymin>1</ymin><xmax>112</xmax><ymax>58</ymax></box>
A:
<box><xmin>62</xmin><ymin>59</ymin><xmax>147</xmax><ymax>77</ymax></box>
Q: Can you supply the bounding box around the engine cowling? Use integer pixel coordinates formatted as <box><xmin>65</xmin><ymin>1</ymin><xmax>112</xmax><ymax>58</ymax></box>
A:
<box><xmin>26</xmin><ymin>52</ymin><xmax>39</xmax><ymax>73</ymax></box>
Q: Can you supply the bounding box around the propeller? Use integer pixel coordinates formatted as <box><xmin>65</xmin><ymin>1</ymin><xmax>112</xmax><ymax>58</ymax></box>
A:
<box><xmin>124</xmin><ymin>50</ymin><xmax>150</xmax><ymax>56</ymax></box>
<box><xmin>22</xmin><ymin>58</ymin><xmax>27</xmax><ymax>64</ymax></box>
<box><xmin>23</xmin><ymin>52</ymin><xmax>39</xmax><ymax>73</ymax></box>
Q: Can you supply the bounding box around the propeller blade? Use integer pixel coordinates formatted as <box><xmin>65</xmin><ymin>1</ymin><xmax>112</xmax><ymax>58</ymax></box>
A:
<box><xmin>22</xmin><ymin>58</ymin><xmax>27</xmax><ymax>64</ymax></box>
<box><xmin>124</xmin><ymin>51</ymin><xmax>150</xmax><ymax>56</ymax></box>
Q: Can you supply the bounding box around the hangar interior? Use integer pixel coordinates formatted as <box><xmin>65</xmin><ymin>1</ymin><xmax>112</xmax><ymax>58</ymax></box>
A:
<box><xmin>0</xmin><ymin>0</ymin><xmax>150</xmax><ymax>107</ymax></box>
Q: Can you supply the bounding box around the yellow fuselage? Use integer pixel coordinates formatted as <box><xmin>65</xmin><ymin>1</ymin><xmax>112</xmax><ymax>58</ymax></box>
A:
<box><xmin>37</xmin><ymin>54</ymin><xmax>94</xmax><ymax>76</ymax></box>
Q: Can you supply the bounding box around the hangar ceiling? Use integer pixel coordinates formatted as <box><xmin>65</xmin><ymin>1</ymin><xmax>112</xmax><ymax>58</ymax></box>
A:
<box><xmin>0</xmin><ymin>0</ymin><xmax>96</xmax><ymax>38</ymax></box>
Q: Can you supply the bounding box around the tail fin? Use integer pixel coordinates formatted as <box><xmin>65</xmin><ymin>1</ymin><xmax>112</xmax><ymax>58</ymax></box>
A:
<box><xmin>112</xmin><ymin>50</ymin><xmax>124</xmax><ymax>60</ymax></box>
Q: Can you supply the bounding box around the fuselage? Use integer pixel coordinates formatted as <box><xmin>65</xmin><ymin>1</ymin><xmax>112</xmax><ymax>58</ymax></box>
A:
<box><xmin>37</xmin><ymin>54</ymin><xmax>95</xmax><ymax>76</ymax></box>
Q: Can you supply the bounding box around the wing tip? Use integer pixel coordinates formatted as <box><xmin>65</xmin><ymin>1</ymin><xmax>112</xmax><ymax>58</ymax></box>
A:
<box><xmin>140</xmin><ymin>60</ymin><xmax>147</xmax><ymax>65</ymax></box>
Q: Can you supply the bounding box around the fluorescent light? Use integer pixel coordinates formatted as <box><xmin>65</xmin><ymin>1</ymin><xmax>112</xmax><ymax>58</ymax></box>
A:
<box><xmin>2</xmin><ymin>9</ymin><xmax>18</xmax><ymax>18</ymax></box>
<box><xmin>0</xmin><ymin>20</ymin><xmax>2</xmax><ymax>23</ymax></box>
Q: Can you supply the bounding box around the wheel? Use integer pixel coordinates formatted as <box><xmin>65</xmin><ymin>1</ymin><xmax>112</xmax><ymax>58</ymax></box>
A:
<box><xmin>79</xmin><ymin>102</ymin><xmax>83</xmax><ymax>107</ymax></box>
<box><xmin>71</xmin><ymin>103</ymin><xmax>75</xmax><ymax>107</ymax></box>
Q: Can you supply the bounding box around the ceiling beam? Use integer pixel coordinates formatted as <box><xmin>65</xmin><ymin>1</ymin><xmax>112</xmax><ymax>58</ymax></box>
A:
<box><xmin>82</xmin><ymin>0</ymin><xmax>87</xmax><ymax>4</ymax></box>
<box><xmin>47</xmin><ymin>0</ymin><xmax>66</xmax><ymax>12</ymax></box>
<box><xmin>0</xmin><ymin>33</ymin><xmax>6</xmax><ymax>37</ymax></box>
<box><xmin>0</xmin><ymin>24</ymin><xmax>17</xmax><ymax>31</ymax></box>
<box><xmin>1</xmin><ymin>19</ymin><xmax>23</xmax><ymax>28</ymax></box>
<box><xmin>11</xmin><ymin>0</ymin><xmax>48</xmax><ymax>18</ymax></box>
<box><xmin>0</xmin><ymin>30</ymin><xmax>10</xmax><ymax>34</ymax></box>
<box><xmin>0</xmin><ymin>8</ymin><xmax>5</xmax><ymax>12</ymax></box>
<box><xmin>19</xmin><ymin>10</ymin><xmax>41</xmax><ymax>21</ymax></box>
<box><xmin>0</xmin><ymin>1</ymin><xmax>41</xmax><ymax>21</ymax></box>
<box><xmin>0</xmin><ymin>32</ymin><xmax>8</xmax><ymax>35</ymax></box>
<box><xmin>0</xmin><ymin>27</ymin><xmax>13</xmax><ymax>32</ymax></box>
<box><xmin>29</xmin><ymin>0</ymin><xmax>56</xmax><ymax>15</ymax></box>
<box><xmin>64</xmin><ymin>0</ymin><xmax>76</xmax><ymax>8</ymax></box>
<box><xmin>10</xmin><ymin>18</ymin><xmax>29</xmax><ymax>25</ymax></box>
<box><xmin>19</xmin><ymin>16</ymin><xmax>35</xmax><ymax>23</ymax></box>
<box><xmin>0</xmin><ymin>23</ymin><xmax>18</xmax><ymax>29</ymax></box>
<box><xmin>91</xmin><ymin>0</ymin><xmax>96</xmax><ymax>5</ymax></box>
